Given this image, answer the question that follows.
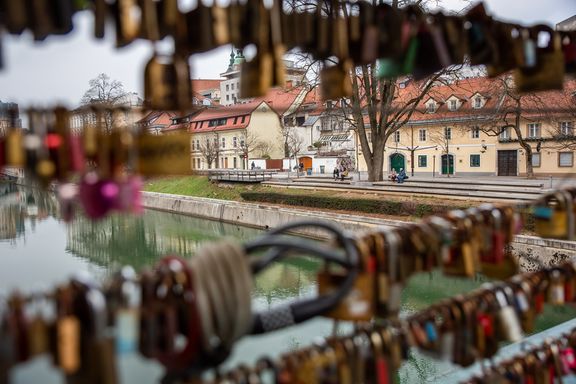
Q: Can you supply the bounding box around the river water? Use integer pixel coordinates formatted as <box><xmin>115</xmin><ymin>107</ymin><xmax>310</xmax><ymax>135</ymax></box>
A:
<box><xmin>1</xmin><ymin>183</ymin><xmax>575</xmax><ymax>383</ymax></box>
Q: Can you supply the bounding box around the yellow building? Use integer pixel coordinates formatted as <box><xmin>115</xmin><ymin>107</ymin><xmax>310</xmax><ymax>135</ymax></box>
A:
<box><xmin>189</xmin><ymin>100</ymin><xmax>284</xmax><ymax>170</ymax></box>
<box><xmin>355</xmin><ymin>77</ymin><xmax>576</xmax><ymax>177</ymax></box>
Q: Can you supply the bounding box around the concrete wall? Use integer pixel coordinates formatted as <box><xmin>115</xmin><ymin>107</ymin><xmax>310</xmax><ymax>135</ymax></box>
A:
<box><xmin>142</xmin><ymin>191</ymin><xmax>575</xmax><ymax>270</ymax></box>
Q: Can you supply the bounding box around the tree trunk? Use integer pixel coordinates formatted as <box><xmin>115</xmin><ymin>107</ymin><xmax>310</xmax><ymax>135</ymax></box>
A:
<box><xmin>520</xmin><ymin>141</ymin><xmax>535</xmax><ymax>178</ymax></box>
<box><xmin>366</xmin><ymin>139</ymin><xmax>386</xmax><ymax>182</ymax></box>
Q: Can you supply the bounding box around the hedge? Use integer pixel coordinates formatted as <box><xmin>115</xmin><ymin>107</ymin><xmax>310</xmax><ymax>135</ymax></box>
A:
<box><xmin>240</xmin><ymin>192</ymin><xmax>463</xmax><ymax>217</ymax></box>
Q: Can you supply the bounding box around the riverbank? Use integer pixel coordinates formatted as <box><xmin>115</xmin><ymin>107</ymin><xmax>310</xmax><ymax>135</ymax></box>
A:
<box><xmin>143</xmin><ymin>176</ymin><xmax>473</xmax><ymax>222</ymax></box>
<box><xmin>142</xmin><ymin>191</ymin><xmax>576</xmax><ymax>269</ymax></box>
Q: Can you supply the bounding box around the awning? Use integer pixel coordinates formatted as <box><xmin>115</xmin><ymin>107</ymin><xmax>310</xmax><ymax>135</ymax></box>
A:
<box><xmin>302</xmin><ymin>116</ymin><xmax>320</xmax><ymax>126</ymax></box>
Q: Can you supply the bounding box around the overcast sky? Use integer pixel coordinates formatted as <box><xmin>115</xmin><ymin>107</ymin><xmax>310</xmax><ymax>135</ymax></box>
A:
<box><xmin>0</xmin><ymin>0</ymin><xmax>574</xmax><ymax>110</ymax></box>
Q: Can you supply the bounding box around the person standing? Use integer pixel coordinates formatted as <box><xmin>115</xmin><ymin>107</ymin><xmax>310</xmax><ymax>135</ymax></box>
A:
<box><xmin>251</xmin><ymin>161</ymin><xmax>256</xmax><ymax>170</ymax></box>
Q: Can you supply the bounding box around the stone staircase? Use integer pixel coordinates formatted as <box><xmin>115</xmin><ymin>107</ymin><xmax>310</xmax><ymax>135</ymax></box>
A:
<box><xmin>264</xmin><ymin>176</ymin><xmax>549</xmax><ymax>202</ymax></box>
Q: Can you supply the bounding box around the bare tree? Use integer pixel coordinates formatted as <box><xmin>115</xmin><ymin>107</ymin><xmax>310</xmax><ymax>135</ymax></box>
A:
<box><xmin>80</xmin><ymin>73</ymin><xmax>135</xmax><ymax>133</ymax></box>
<box><xmin>283</xmin><ymin>0</ymin><xmax>463</xmax><ymax>181</ymax></box>
<box><xmin>239</xmin><ymin>131</ymin><xmax>271</xmax><ymax>168</ymax></box>
<box><xmin>476</xmin><ymin>75</ymin><xmax>559</xmax><ymax>179</ymax></box>
<box><xmin>199</xmin><ymin>133</ymin><xmax>220</xmax><ymax>169</ymax></box>
<box><xmin>280</xmin><ymin>126</ymin><xmax>305</xmax><ymax>171</ymax></box>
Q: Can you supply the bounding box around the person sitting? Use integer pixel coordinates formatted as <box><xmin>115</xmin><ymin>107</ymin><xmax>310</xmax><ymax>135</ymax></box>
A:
<box><xmin>397</xmin><ymin>168</ymin><xmax>407</xmax><ymax>183</ymax></box>
<box><xmin>333</xmin><ymin>167</ymin><xmax>340</xmax><ymax>180</ymax></box>
<box><xmin>340</xmin><ymin>167</ymin><xmax>348</xmax><ymax>181</ymax></box>
<box><xmin>389</xmin><ymin>169</ymin><xmax>398</xmax><ymax>182</ymax></box>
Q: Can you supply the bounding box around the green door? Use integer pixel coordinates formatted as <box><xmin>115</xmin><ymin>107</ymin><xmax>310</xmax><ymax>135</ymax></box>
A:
<box><xmin>390</xmin><ymin>153</ymin><xmax>405</xmax><ymax>172</ymax></box>
<box><xmin>441</xmin><ymin>154</ymin><xmax>454</xmax><ymax>174</ymax></box>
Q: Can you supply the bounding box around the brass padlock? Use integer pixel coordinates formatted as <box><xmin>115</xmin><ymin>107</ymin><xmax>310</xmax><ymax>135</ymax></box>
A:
<box><xmin>534</xmin><ymin>191</ymin><xmax>573</xmax><ymax>240</ymax></box>
<box><xmin>240</xmin><ymin>53</ymin><xmax>273</xmax><ymax>99</ymax></box>
<box><xmin>317</xmin><ymin>238</ymin><xmax>374</xmax><ymax>322</ymax></box>
<box><xmin>144</xmin><ymin>53</ymin><xmax>192</xmax><ymax>111</ymax></box>
<box><xmin>320</xmin><ymin>59</ymin><xmax>353</xmax><ymax>101</ymax></box>
<box><xmin>514</xmin><ymin>25</ymin><xmax>565</xmax><ymax>93</ymax></box>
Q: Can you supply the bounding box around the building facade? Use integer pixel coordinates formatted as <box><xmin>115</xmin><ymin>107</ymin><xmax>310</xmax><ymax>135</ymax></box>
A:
<box><xmin>354</xmin><ymin>77</ymin><xmax>576</xmax><ymax>177</ymax></box>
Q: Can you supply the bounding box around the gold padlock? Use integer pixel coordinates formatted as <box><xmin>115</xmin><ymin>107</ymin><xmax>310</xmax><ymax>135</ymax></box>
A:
<box><xmin>514</xmin><ymin>25</ymin><xmax>565</xmax><ymax>93</ymax></box>
<box><xmin>144</xmin><ymin>52</ymin><xmax>192</xmax><ymax>111</ymax></box>
<box><xmin>320</xmin><ymin>59</ymin><xmax>353</xmax><ymax>101</ymax></box>
<box><xmin>533</xmin><ymin>191</ymin><xmax>573</xmax><ymax>240</ymax></box>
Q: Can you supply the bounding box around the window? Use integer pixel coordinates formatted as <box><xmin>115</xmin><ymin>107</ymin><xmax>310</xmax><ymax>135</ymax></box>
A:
<box><xmin>444</xmin><ymin>127</ymin><xmax>452</xmax><ymax>140</ymax></box>
<box><xmin>418</xmin><ymin>129</ymin><xmax>427</xmax><ymax>142</ymax></box>
<box><xmin>231</xmin><ymin>83</ymin><xmax>234</xmax><ymax>90</ymax></box>
<box><xmin>221</xmin><ymin>137</ymin><xmax>226</xmax><ymax>148</ymax></box>
<box><xmin>233</xmin><ymin>117</ymin><xmax>238</xmax><ymax>124</ymax></box>
<box><xmin>449</xmin><ymin>99</ymin><xmax>457</xmax><ymax>111</ymax></box>
<box><xmin>196</xmin><ymin>140</ymin><xmax>200</xmax><ymax>150</ymax></box>
<box><xmin>296</xmin><ymin>116</ymin><xmax>305</xmax><ymax>126</ymax></box>
<box><xmin>233</xmin><ymin>136</ymin><xmax>237</xmax><ymax>148</ymax></box>
<box><xmin>213</xmin><ymin>137</ymin><xmax>218</xmax><ymax>146</ymax></box>
<box><xmin>226</xmin><ymin>84</ymin><xmax>229</xmax><ymax>91</ymax></box>
<box><xmin>500</xmin><ymin>127</ymin><xmax>510</xmax><ymax>140</ymax></box>
<box><xmin>241</xmin><ymin>115</ymin><xmax>246</xmax><ymax>124</ymax></box>
<box><xmin>240</xmin><ymin>138</ymin><xmax>245</xmax><ymax>148</ymax></box>
<box><xmin>471</xmin><ymin>126</ymin><xmax>480</xmax><ymax>139</ymax></box>
<box><xmin>559</xmin><ymin>152</ymin><xmax>574</xmax><ymax>167</ymax></box>
<box><xmin>197</xmin><ymin>158</ymin><xmax>201</xmax><ymax>169</ymax></box>
<box><xmin>560</xmin><ymin>121</ymin><xmax>574</xmax><ymax>136</ymax></box>
<box><xmin>191</xmin><ymin>141</ymin><xmax>195</xmax><ymax>150</ymax></box>
<box><xmin>418</xmin><ymin>155</ymin><xmax>427</xmax><ymax>167</ymax></box>
<box><xmin>470</xmin><ymin>154</ymin><xmax>481</xmax><ymax>167</ymax></box>
<box><xmin>393</xmin><ymin>131</ymin><xmax>401</xmax><ymax>143</ymax></box>
<box><xmin>532</xmin><ymin>153</ymin><xmax>541</xmax><ymax>167</ymax></box>
<box><xmin>527</xmin><ymin>123</ymin><xmax>541</xmax><ymax>138</ymax></box>
<box><xmin>233</xmin><ymin>157</ymin><xmax>237</xmax><ymax>168</ymax></box>
<box><xmin>426</xmin><ymin>102</ymin><xmax>436</xmax><ymax>113</ymax></box>
<box><xmin>209</xmin><ymin>119</ymin><xmax>218</xmax><ymax>127</ymax></box>
<box><xmin>474</xmin><ymin>97</ymin><xmax>482</xmax><ymax>109</ymax></box>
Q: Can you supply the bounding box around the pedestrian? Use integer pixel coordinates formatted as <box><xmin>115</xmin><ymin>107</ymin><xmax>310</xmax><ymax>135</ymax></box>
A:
<box><xmin>340</xmin><ymin>167</ymin><xmax>347</xmax><ymax>181</ymax></box>
<box><xmin>389</xmin><ymin>169</ymin><xmax>398</xmax><ymax>182</ymax></box>
<box><xmin>333</xmin><ymin>166</ymin><xmax>340</xmax><ymax>180</ymax></box>
<box><xmin>397</xmin><ymin>168</ymin><xmax>407</xmax><ymax>183</ymax></box>
<box><xmin>251</xmin><ymin>161</ymin><xmax>255</xmax><ymax>170</ymax></box>
<box><xmin>299</xmin><ymin>162</ymin><xmax>304</xmax><ymax>173</ymax></box>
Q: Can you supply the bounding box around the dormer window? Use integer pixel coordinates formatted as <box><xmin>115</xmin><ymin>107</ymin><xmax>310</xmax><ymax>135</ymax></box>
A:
<box><xmin>426</xmin><ymin>101</ymin><xmax>437</xmax><ymax>113</ymax></box>
<box><xmin>473</xmin><ymin>97</ymin><xmax>482</xmax><ymax>109</ymax></box>
<box><xmin>449</xmin><ymin>99</ymin><xmax>457</xmax><ymax>111</ymax></box>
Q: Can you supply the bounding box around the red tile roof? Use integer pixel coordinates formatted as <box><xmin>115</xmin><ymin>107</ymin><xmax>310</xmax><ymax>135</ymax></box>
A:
<box><xmin>191</xmin><ymin>79</ymin><xmax>221</xmax><ymax>92</ymax></box>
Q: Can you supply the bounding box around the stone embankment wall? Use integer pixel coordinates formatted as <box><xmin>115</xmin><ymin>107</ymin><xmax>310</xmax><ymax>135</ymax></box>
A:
<box><xmin>142</xmin><ymin>192</ymin><xmax>576</xmax><ymax>269</ymax></box>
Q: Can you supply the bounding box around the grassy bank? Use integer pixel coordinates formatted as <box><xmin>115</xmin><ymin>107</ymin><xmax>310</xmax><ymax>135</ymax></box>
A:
<box><xmin>143</xmin><ymin>176</ymin><xmax>471</xmax><ymax>219</ymax></box>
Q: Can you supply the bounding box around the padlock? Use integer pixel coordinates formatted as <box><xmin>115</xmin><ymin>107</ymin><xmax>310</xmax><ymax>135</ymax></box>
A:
<box><xmin>320</xmin><ymin>59</ymin><xmax>353</xmax><ymax>101</ymax></box>
<box><xmin>144</xmin><ymin>52</ymin><xmax>192</xmax><ymax>111</ymax></box>
<box><xmin>70</xmin><ymin>275</ymin><xmax>119</xmax><ymax>384</ymax></box>
<box><xmin>493</xmin><ymin>287</ymin><xmax>523</xmax><ymax>343</ymax></box>
<box><xmin>547</xmin><ymin>269</ymin><xmax>566</xmax><ymax>306</ymax></box>
<box><xmin>317</xmin><ymin>238</ymin><xmax>374</xmax><ymax>322</ymax></box>
<box><xmin>514</xmin><ymin>25</ymin><xmax>565</xmax><ymax>93</ymax></box>
<box><xmin>240</xmin><ymin>53</ymin><xmax>273</xmax><ymax>99</ymax></box>
<box><xmin>534</xmin><ymin>191</ymin><xmax>573</xmax><ymax>240</ymax></box>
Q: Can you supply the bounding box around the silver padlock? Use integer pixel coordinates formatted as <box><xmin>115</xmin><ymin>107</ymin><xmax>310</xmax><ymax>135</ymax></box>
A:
<box><xmin>495</xmin><ymin>287</ymin><xmax>523</xmax><ymax>343</ymax></box>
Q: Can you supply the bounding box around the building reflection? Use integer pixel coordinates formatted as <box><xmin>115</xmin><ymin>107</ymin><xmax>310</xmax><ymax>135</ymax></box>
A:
<box><xmin>0</xmin><ymin>182</ymin><xmax>58</xmax><ymax>243</ymax></box>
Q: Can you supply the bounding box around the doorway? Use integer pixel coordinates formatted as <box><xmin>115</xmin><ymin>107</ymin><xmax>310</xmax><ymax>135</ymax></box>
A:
<box><xmin>298</xmin><ymin>156</ymin><xmax>313</xmax><ymax>170</ymax></box>
<box><xmin>497</xmin><ymin>150</ymin><xmax>517</xmax><ymax>176</ymax></box>
<box><xmin>441</xmin><ymin>154</ymin><xmax>454</xmax><ymax>175</ymax></box>
<box><xmin>389</xmin><ymin>153</ymin><xmax>405</xmax><ymax>172</ymax></box>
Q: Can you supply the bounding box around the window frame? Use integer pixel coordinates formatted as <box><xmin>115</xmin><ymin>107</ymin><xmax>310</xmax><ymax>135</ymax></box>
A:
<box><xmin>418</xmin><ymin>155</ymin><xmax>427</xmax><ymax>167</ymax></box>
<box><xmin>532</xmin><ymin>153</ymin><xmax>541</xmax><ymax>168</ymax></box>
<box><xmin>444</xmin><ymin>127</ymin><xmax>452</xmax><ymax>140</ymax></box>
<box><xmin>474</xmin><ymin>97</ymin><xmax>482</xmax><ymax>109</ymax></box>
<box><xmin>418</xmin><ymin>129</ymin><xmax>427</xmax><ymax>142</ymax></box>
<box><xmin>221</xmin><ymin>137</ymin><xmax>226</xmax><ymax>148</ymax></box>
<box><xmin>470</xmin><ymin>154</ymin><xmax>481</xmax><ymax>168</ymax></box>
<box><xmin>527</xmin><ymin>123</ymin><xmax>541</xmax><ymax>139</ymax></box>
<box><xmin>393</xmin><ymin>131</ymin><xmax>401</xmax><ymax>143</ymax></box>
<box><xmin>449</xmin><ymin>99</ymin><xmax>457</xmax><ymax>111</ymax></box>
<box><xmin>559</xmin><ymin>152</ymin><xmax>574</xmax><ymax>167</ymax></box>
<box><xmin>471</xmin><ymin>126</ymin><xmax>480</xmax><ymax>139</ymax></box>
<box><xmin>560</xmin><ymin>121</ymin><xmax>574</xmax><ymax>136</ymax></box>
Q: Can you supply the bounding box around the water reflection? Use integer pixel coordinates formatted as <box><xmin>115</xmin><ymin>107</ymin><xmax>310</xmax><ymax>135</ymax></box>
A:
<box><xmin>2</xmin><ymin>183</ymin><xmax>576</xmax><ymax>383</ymax></box>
